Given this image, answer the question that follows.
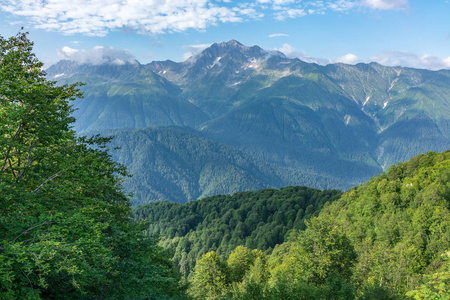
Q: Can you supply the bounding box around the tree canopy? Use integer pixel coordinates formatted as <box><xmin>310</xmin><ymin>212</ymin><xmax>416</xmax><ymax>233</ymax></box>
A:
<box><xmin>0</xmin><ymin>32</ymin><xmax>186</xmax><ymax>299</ymax></box>
<box><xmin>133</xmin><ymin>185</ymin><xmax>341</xmax><ymax>279</ymax></box>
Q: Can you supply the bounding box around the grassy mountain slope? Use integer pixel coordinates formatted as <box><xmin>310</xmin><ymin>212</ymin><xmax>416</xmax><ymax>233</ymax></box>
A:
<box><xmin>47</xmin><ymin>60</ymin><xmax>208</xmax><ymax>133</ymax></box>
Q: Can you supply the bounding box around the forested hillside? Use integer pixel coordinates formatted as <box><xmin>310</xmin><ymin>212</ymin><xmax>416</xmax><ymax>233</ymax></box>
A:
<box><xmin>133</xmin><ymin>186</ymin><xmax>341</xmax><ymax>279</ymax></box>
<box><xmin>135</xmin><ymin>150</ymin><xmax>450</xmax><ymax>299</ymax></box>
<box><xmin>320</xmin><ymin>150</ymin><xmax>450</xmax><ymax>295</ymax></box>
<box><xmin>103</xmin><ymin>126</ymin><xmax>347</xmax><ymax>205</ymax></box>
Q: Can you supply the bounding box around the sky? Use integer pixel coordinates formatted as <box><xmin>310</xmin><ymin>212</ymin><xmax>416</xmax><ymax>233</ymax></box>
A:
<box><xmin>0</xmin><ymin>0</ymin><xmax>449</xmax><ymax>70</ymax></box>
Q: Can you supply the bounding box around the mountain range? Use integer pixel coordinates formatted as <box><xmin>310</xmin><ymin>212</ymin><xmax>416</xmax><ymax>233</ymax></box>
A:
<box><xmin>46</xmin><ymin>40</ymin><xmax>450</xmax><ymax>204</ymax></box>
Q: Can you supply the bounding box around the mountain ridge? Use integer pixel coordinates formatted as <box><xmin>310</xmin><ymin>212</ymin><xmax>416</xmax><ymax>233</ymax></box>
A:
<box><xmin>46</xmin><ymin>40</ymin><xmax>450</xmax><ymax>204</ymax></box>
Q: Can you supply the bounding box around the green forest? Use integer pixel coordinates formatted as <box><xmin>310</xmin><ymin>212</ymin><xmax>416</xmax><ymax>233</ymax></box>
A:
<box><xmin>2</xmin><ymin>32</ymin><xmax>450</xmax><ymax>299</ymax></box>
<box><xmin>133</xmin><ymin>186</ymin><xmax>342</xmax><ymax>279</ymax></box>
<box><xmin>134</xmin><ymin>150</ymin><xmax>450</xmax><ymax>299</ymax></box>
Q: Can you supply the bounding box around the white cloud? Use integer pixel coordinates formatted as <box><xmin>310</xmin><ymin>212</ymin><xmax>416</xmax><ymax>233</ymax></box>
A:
<box><xmin>336</xmin><ymin>53</ymin><xmax>361</xmax><ymax>64</ymax></box>
<box><xmin>0</xmin><ymin>0</ymin><xmax>412</xmax><ymax>36</ymax></box>
<box><xmin>275</xmin><ymin>8</ymin><xmax>307</xmax><ymax>20</ymax></box>
<box><xmin>276</xmin><ymin>43</ymin><xmax>331</xmax><ymax>65</ymax></box>
<box><xmin>257</xmin><ymin>0</ymin><xmax>296</xmax><ymax>4</ymax></box>
<box><xmin>361</xmin><ymin>0</ymin><xmax>409</xmax><ymax>10</ymax></box>
<box><xmin>276</xmin><ymin>44</ymin><xmax>303</xmax><ymax>58</ymax></box>
<box><xmin>370</xmin><ymin>51</ymin><xmax>450</xmax><ymax>70</ymax></box>
<box><xmin>277</xmin><ymin>44</ymin><xmax>450</xmax><ymax>70</ymax></box>
<box><xmin>182</xmin><ymin>43</ymin><xmax>212</xmax><ymax>61</ymax></box>
<box><xmin>57</xmin><ymin>46</ymin><xmax>137</xmax><ymax>65</ymax></box>
<box><xmin>328</xmin><ymin>0</ymin><xmax>356</xmax><ymax>12</ymax></box>
<box><xmin>269</xmin><ymin>33</ymin><xmax>289</xmax><ymax>38</ymax></box>
<box><xmin>0</xmin><ymin>0</ymin><xmax>251</xmax><ymax>36</ymax></box>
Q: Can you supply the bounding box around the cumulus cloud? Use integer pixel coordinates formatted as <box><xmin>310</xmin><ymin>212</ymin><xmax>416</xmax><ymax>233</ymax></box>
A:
<box><xmin>274</xmin><ymin>8</ymin><xmax>307</xmax><ymax>20</ymax></box>
<box><xmin>370</xmin><ymin>51</ymin><xmax>450</xmax><ymax>70</ymax></box>
<box><xmin>0</xmin><ymin>0</ymin><xmax>412</xmax><ymax>36</ymax></box>
<box><xmin>361</xmin><ymin>0</ymin><xmax>409</xmax><ymax>10</ymax></box>
<box><xmin>277</xmin><ymin>44</ymin><xmax>450</xmax><ymax>70</ymax></box>
<box><xmin>257</xmin><ymin>0</ymin><xmax>296</xmax><ymax>4</ymax></box>
<box><xmin>328</xmin><ymin>0</ymin><xmax>356</xmax><ymax>12</ymax></box>
<box><xmin>269</xmin><ymin>33</ymin><xmax>289</xmax><ymax>38</ymax></box>
<box><xmin>336</xmin><ymin>53</ymin><xmax>361</xmax><ymax>64</ymax></box>
<box><xmin>276</xmin><ymin>44</ymin><xmax>331</xmax><ymax>65</ymax></box>
<box><xmin>0</xmin><ymin>0</ymin><xmax>251</xmax><ymax>36</ymax></box>
<box><xmin>182</xmin><ymin>43</ymin><xmax>212</xmax><ymax>61</ymax></box>
<box><xmin>57</xmin><ymin>46</ymin><xmax>137</xmax><ymax>65</ymax></box>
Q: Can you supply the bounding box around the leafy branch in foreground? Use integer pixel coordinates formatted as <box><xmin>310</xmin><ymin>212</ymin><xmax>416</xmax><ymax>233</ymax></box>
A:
<box><xmin>0</xmin><ymin>31</ymin><xmax>186</xmax><ymax>299</ymax></box>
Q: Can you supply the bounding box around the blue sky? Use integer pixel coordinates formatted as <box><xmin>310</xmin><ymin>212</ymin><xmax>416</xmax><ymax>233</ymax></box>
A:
<box><xmin>1</xmin><ymin>0</ymin><xmax>449</xmax><ymax>70</ymax></box>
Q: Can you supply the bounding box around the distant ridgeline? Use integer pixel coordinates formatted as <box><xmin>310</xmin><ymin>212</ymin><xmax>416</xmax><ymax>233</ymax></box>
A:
<box><xmin>47</xmin><ymin>40</ymin><xmax>450</xmax><ymax>204</ymax></box>
<box><xmin>134</xmin><ymin>151</ymin><xmax>450</xmax><ymax>299</ymax></box>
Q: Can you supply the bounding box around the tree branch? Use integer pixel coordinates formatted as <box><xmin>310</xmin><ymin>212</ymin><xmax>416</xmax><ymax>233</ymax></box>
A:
<box><xmin>0</xmin><ymin>124</ymin><xmax>23</xmax><ymax>173</ymax></box>
<box><xmin>19</xmin><ymin>267</ymin><xmax>34</xmax><ymax>292</ymax></box>
<box><xmin>12</xmin><ymin>221</ymin><xmax>50</xmax><ymax>243</ymax></box>
<box><xmin>33</xmin><ymin>167</ymin><xmax>71</xmax><ymax>193</ymax></box>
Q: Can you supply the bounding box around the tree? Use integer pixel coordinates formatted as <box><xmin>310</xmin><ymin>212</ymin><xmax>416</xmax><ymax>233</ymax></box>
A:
<box><xmin>189</xmin><ymin>251</ymin><xmax>229</xmax><ymax>299</ymax></box>
<box><xmin>0</xmin><ymin>32</ymin><xmax>185</xmax><ymax>299</ymax></box>
<box><xmin>296</xmin><ymin>216</ymin><xmax>357</xmax><ymax>284</ymax></box>
<box><xmin>227</xmin><ymin>246</ymin><xmax>253</xmax><ymax>283</ymax></box>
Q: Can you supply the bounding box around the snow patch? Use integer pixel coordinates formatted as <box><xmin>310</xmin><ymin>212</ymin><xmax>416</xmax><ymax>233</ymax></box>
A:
<box><xmin>388</xmin><ymin>69</ymin><xmax>402</xmax><ymax>92</ymax></box>
<box><xmin>363</xmin><ymin>95</ymin><xmax>371</xmax><ymax>106</ymax></box>
<box><xmin>208</xmin><ymin>57</ymin><xmax>222</xmax><ymax>69</ymax></box>
<box><xmin>383</xmin><ymin>101</ymin><xmax>389</xmax><ymax>109</ymax></box>
<box><xmin>344</xmin><ymin>115</ymin><xmax>351</xmax><ymax>125</ymax></box>
<box><xmin>230</xmin><ymin>81</ymin><xmax>242</xmax><ymax>87</ymax></box>
<box><xmin>54</xmin><ymin>73</ymin><xmax>65</xmax><ymax>78</ymax></box>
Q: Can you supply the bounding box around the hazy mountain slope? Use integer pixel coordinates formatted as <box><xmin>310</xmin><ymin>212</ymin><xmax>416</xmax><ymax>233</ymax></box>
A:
<box><xmin>96</xmin><ymin>126</ymin><xmax>351</xmax><ymax>204</ymax></box>
<box><xmin>102</xmin><ymin>126</ymin><xmax>283</xmax><ymax>204</ymax></box>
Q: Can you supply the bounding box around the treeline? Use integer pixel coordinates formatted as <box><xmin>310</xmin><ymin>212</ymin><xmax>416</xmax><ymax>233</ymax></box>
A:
<box><xmin>132</xmin><ymin>186</ymin><xmax>342</xmax><ymax>279</ymax></box>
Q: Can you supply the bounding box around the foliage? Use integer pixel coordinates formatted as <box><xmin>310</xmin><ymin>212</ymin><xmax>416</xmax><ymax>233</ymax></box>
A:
<box><xmin>189</xmin><ymin>251</ymin><xmax>230</xmax><ymax>300</ymax></box>
<box><xmin>180</xmin><ymin>151</ymin><xmax>450</xmax><ymax>299</ymax></box>
<box><xmin>407</xmin><ymin>251</ymin><xmax>450</xmax><ymax>299</ymax></box>
<box><xmin>320</xmin><ymin>150</ymin><xmax>450</xmax><ymax>294</ymax></box>
<box><xmin>295</xmin><ymin>216</ymin><xmax>357</xmax><ymax>283</ymax></box>
<box><xmin>0</xmin><ymin>32</ymin><xmax>186</xmax><ymax>299</ymax></box>
<box><xmin>227</xmin><ymin>246</ymin><xmax>253</xmax><ymax>283</ymax></box>
<box><xmin>133</xmin><ymin>186</ymin><xmax>341</xmax><ymax>278</ymax></box>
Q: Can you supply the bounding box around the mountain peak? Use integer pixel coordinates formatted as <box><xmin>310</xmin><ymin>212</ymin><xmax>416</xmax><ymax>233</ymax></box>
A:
<box><xmin>224</xmin><ymin>39</ymin><xmax>243</xmax><ymax>47</ymax></box>
<box><xmin>209</xmin><ymin>39</ymin><xmax>245</xmax><ymax>51</ymax></box>
<box><xmin>197</xmin><ymin>40</ymin><xmax>267</xmax><ymax>61</ymax></box>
